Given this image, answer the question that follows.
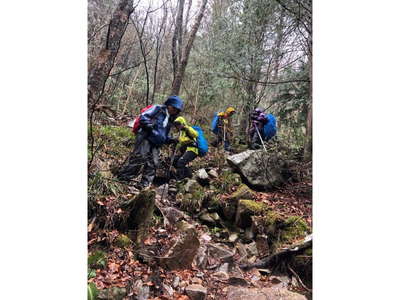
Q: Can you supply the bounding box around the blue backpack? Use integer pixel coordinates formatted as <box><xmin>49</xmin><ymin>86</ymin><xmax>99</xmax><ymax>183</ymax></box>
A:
<box><xmin>263</xmin><ymin>114</ymin><xmax>277</xmax><ymax>141</ymax></box>
<box><xmin>192</xmin><ymin>126</ymin><xmax>208</xmax><ymax>157</ymax></box>
<box><xmin>211</xmin><ymin>113</ymin><xmax>219</xmax><ymax>134</ymax></box>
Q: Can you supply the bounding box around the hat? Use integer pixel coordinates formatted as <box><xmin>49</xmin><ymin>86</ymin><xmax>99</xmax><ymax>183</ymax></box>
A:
<box><xmin>165</xmin><ymin>95</ymin><xmax>184</xmax><ymax>111</ymax></box>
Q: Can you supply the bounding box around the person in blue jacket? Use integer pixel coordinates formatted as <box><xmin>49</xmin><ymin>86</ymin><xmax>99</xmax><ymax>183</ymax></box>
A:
<box><xmin>117</xmin><ymin>96</ymin><xmax>184</xmax><ymax>189</ymax></box>
<box><xmin>248</xmin><ymin>108</ymin><xmax>268</xmax><ymax>149</ymax></box>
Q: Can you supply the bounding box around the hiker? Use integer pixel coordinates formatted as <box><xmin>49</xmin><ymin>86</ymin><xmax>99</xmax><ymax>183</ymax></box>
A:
<box><xmin>116</xmin><ymin>96</ymin><xmax>184</xmax><ymax>189</ymax></box>
<box><xmin>249</xmin><ymin>108</ymin><xmax>268</xmax><ymax>149</ymax></box>
<box><xmin>248</xmin><ymin>108</ymin><xmax>277</xmax><ymax>150</ymax></box>
<box><xmin>210</xmin><ymin>106</ymin><xmax>236</xmax><ymax>151</ymax></box>
<box><xmin>171</xmin><ymin>116</ymin><xmax>199</xmax><ymax>180</ymax></box>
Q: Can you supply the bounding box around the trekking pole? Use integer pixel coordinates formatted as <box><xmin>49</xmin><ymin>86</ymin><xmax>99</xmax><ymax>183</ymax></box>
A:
<box><xmin>255</xmin><ymin>125</ymin><xmax>267</xmax><ymax>152</ymax></box>
<box><xmin>160</xmin><ymin>138</ymin><xmax>179</xmax><ymax>203</ymax></box>
<box><xmin>223</xmin><ymin>123</ymin><xmax>226</xmax><ymax>150</ymax></box>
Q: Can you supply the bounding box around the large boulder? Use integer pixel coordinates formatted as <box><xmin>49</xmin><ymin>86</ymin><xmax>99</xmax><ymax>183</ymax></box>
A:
<box><xmin>227</xmin><ymin>150</ymin><xmax>291</xmax><ymax>190</ymax></box>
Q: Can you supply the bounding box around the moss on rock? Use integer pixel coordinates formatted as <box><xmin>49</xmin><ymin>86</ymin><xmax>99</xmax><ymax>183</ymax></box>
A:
<box><xmin>181</xmin><ymin>188</ymin><xmax>205</xmax><ymax>213</ymax></box>
<box><xmin>235</xmin><ymin>199</ymin><xmax>268</xmax><ymax>228</ymax></box>
<box><xmin>280</xmin><ymin>216</ymin><xmax>309</xmax><ymax>243</ymax></box>
<box><xmin>254</xmin><ymin>213</ymin><xmax>310</xmax><ymax>253</ymax></box>
<box><xmin>115</xmin><ymin>234</ymin><xmax>132</xmax><ymax>248</ymax></box>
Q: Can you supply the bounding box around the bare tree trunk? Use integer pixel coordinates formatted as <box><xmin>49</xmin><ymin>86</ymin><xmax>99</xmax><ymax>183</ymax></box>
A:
<box><xmin>131</xmin><ymin>10</ymin><xmax>151</xmax><ymax>106</ymax></box>
<box><xmin>88</xmin><ymin>0</ymin><xmax>133</xmax><ymax>169</ymax></box>
<box><xmin>171</xmin><ymin>0</ymin><xmax>185</xmax><ymax>80</ymax></box>
<box><xmin>88</xmin><ymin>0</ymin><xmax>133</xmax><ymax>106</ymax></box>
<box><xmin>152</xmin><ymin>5</ymin><xmax>168</xmax><ymax>103</ymax></box>
<box><xmin>171</xmin><ymin>0</ymin><xmax>208</xmax><ymax>96</ymax></box>
<box><xmin>303</xmin><ymin>58</ymin><xmax>312</xmax><ymax>161</ymax></box>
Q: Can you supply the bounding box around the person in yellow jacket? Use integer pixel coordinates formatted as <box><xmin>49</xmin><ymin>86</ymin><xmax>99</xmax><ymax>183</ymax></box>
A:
<box><xmin>211</xmin><ymin>106</ymin><xmax>236</xmax><ymax>151</ymax></box>
<box><xmin>172</xmin><ymin>116</ymin><xmax>199</xmax><ymax>180</ymax></box>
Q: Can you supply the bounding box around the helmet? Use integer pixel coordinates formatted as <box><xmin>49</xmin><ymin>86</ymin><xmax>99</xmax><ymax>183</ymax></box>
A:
<box><xmin>165</xmin><ymin>95</ymin><xmax>184</xmax><ymax>111</ymax></box>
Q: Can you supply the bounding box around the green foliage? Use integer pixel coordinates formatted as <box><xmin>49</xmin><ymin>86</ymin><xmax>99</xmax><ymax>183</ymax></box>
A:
<box><xmin>88</xmin><ymin>268</ymin><xmax>96</xmax><ymax>279</ymax></box>
<box><xmin>88</xmin><ymin>282</ymin><xmax>99</xmax><ymax>300</ymax></box>
<box><xmin>88</xmin><ymin>250</ymin><xmax>107</xmax><ymax>269</ymax></box>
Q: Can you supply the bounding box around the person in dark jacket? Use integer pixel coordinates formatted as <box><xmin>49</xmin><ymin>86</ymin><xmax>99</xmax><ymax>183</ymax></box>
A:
<box><xmin>117</xmin><ymin>96</ymin><xmax>184</xmax><ymax>189</ymax></box>
<box><xmin>248</xmin><ymin>108</ymin><xmax>268</xmax><ymax>149</ymax></box>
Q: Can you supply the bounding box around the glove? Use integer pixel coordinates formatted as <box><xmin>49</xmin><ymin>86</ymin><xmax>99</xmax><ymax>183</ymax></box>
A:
<box><xmin>170</xmin><ymin>138</ymin><xmax>179</xmax><ymax>144</ymax></box>
<box><xmin>144</xmin><ymin>124</ymin><xmax>154</xmax><ymax>132</ymax></box>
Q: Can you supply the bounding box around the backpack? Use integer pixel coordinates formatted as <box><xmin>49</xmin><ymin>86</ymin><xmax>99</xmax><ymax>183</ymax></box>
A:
<box><xmin>263</xmin><ymin>114</ymin><xmax>277</xmax><ymax>141</ymax></box>
<box><xmin>192</xmin><ymin>126</ymin><xmax>208</xmax><ymax>157</ymax></box>
<box><xmin>131</xmin><ymin>105</ymin><xmax>154</xmax><ymax>134</ymax></box>
<box><xmin>211</xmin><ymin>113</ymin><xmax>219</xmax><ymax>134</ymax></box>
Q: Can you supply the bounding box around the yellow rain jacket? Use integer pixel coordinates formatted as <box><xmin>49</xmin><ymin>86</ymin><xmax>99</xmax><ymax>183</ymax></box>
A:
<box><xmin>174</xmin><ymin>116</ymin><xmax>199</xmax><ymax>155</ymax></box>
<box><xmin>217</xmin><ymin>107</ymin><xmax>235</xmax><ymax>137</ymax></box>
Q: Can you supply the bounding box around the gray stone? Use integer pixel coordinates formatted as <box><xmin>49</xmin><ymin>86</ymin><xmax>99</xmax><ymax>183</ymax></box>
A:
<box><xmin>162</xmin><ymin>284</ymin><xmax>174</xmax><ymax>296</ymax></box>
<box><xmin>162</xmin><ymin>207</ymin><xmax>186</xmax><ymax>224</ymax></box>
<box><xmin>207</xmin><ymin>244</ymin><xmax>234</xmax><ymax>262</ymax></box>
<box><xmin>246</xmin><ymin>241</ymin><xmax>259</xmax><ymax>257</ymax></box>
<box><xmin>160</xmin><ymin>228</ymin><xmax>200</xmax><ymax>270</ymax></box>
<box><xmin>244</xmin><ymin>227</ymin><xmax>255</xmax><ymax>240</ymax></box>
<box><xmin>172</xmin><ymin>276</ymin><xmax>181</xmax><ymax>288</ymax></box>
<box><xmin>270</xmin><ymin>275</ymin><xmax>291</xmax><ymax>289</ymax></box>
<box><xmin>137</xmin><ymin>285</ymin><xmax>150</xmax><ymax>300</ymax></box>
<box><xmin>210</xmin><ymin>212</ymin><xmax>220</xmax><ymax>221</ymax></box>
<box><xmin>177</xmin><ymin>220</ymin><xmax>195</xmax><ymax>232</ymax></box>
<box><xmin>217</xmin><ymin>262</ymin><xmax>230</xmax><ymax>273</ymax></box>
<box><xmin>185</xmin><ymin>284</ymin><xmax>207</xmax><ymax>300</ymax></box>
<box><xmin>199</xmin><ymin>212</ymin><xmax>215</xmax><ymax>224</ymax></box>
<box><xmin>195</xmin><ymin>245</ymin><xmax>208</xmax><ymax>269</ymax></box>
<box><xmin>228</xmin><ymin>276</ymin><xmax>248</xmax><ymax>286</ymax></box>
<box><xmin>208</xmin><ymin>169</ymin><xmax>219</xmax><ymax>178</ymax></box>
<box><xmin>212</xmin><ymin>271</ymin><xmax>229</xmax><ymax>281</ymax></box>
<box><xmin>196</xmin><ymin>168</ymin><xmax>209</xmax><ymax>183</ymax></box>
<box><xmin>98</xmin><ymin>287</ymin><xmax>127</xmax><ymax>300</ymax></box>
<box><xmin>255</xmin><ymin>235</ymin><xmax>270</xmax><ymax>257</ymax></box>
<box><xmin>185</xmin><ymin>179</ymin><xmax>202</xmax><ymax>193</ymax></box>
<box><xmin>227</xmin><ymin>286</ymin><xmax>307</xmax><ymax>300</ymax></box>
<box><xmin>227</xmin><ymin>150</ymin><xmax>290</xmax><ymax>190</ymax></box>
<box><xmin>229</xmin><ymin>232</ymin><xmax>239</xmax><ymax>242</ymax></box>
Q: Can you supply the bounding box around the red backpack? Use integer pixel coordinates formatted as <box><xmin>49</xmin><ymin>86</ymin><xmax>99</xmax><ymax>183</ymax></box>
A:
<box><xmin>131</xmin><ymin>105</ymin><xmax>154</xmax><ymax>134</ymax></box>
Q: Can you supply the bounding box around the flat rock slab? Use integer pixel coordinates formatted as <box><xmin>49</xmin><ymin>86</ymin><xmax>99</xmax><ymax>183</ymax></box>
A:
<box><xmin>227</xmin><ymin>286</ymin><xmax>307</xmax><ymax>300</ymax></box>
<box><xmin>186</xmin><ymin>284</ymin><xmax>207</xmax><ymax>300</ymax></box>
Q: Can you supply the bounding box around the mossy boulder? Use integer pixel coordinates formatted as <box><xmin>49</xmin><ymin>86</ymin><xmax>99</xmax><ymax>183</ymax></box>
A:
<box><xmin>235</xmin><ymin>199</ymin><xmax>268</xmax><ymax>228</ymax></box>
<box><xmin>253</xmin><ymin>213</ymin><xmax>310</xmax><ymax>253</ymax></box>
<box><xmin>280</xmin><ymin>216</ymin><xmax>309</xmax><ymax>243</ymax></box>
<box><xmin>221</xmin><ymin>184</ymin><xmax>255</xmax><ymax>221</ymax></box>
<box><xmin>122</xmin><ymin>189</ymin><xmax>156</xmax><ymax>244</ymax></box>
